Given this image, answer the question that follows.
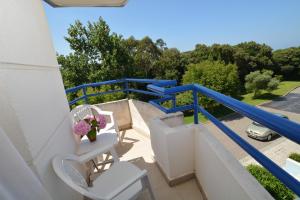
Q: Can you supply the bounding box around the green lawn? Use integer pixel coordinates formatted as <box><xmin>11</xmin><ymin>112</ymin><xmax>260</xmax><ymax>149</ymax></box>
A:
<box><xmin>184</xmin><ymin>113</ymin><xmax>207</xmax><ymax>124</ymax></box>
<box><xmin>241</xmin><ymin>81</ymin><xmax>300</xmax><ymax>106</ymax></box>
<box><xmin>184</xmin><ymin>81</ymin><xmax>300</xmax><ymax>124</ymax></box>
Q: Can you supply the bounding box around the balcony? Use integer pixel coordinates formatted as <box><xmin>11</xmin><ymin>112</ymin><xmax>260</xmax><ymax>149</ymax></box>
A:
<box><xmin>64</xmin><ymin>78</ymin><xmax>300</xmax><ymax>200</ymax></box>
<box><xmin>2</xmin><ymin>1</ymin><xmax>299</xmax><ymax>200</ymax></box>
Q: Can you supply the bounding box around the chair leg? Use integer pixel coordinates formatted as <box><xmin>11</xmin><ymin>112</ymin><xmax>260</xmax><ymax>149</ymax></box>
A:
<box><xmin>91</xmin><ymin>159</ymin><xmax>100</xmax><ymax>172</ymax></box>
<box><xmin>141</xmin><ymin>175</ymin><xmax>156</xmax><ymax>200</ymax></box>
<box><xmin>110</xmin><ymin>147</ymin><xmax>120</xmax><ymax>162</ymax></box>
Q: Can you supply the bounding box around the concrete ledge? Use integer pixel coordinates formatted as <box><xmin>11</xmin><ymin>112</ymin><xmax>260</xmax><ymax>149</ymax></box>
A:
<box><xmin>155</xmin><ymin>159</ymin><xmax>195</xmax><ymax>186</ymax></box>
<box><xmin>194</xmin><ymin>125</ymin><xmax>274</xmax><ymax>200</ymax></box>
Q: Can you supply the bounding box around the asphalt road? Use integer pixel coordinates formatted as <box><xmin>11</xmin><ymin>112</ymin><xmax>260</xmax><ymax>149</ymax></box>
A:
<box><xmin>204</xmin><ymin>87</ymin><xmax>300</xmax><ymax>160</ymax></box>
<box><xmin>262</xmin><ymin>87</ymin><xmax>300</xmax><ymax>114</ymax></box>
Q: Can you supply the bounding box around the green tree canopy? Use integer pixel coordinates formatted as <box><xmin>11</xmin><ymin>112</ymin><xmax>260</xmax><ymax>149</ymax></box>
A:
<box><xmin>182</xmin><ymin>60</ymin><xmax>240</xmax><ymax>110</ymax></box>
<box><xmin>63</xmin><ymin>18</ymin><xmax>133</xmax><ymax>83</ymax></box>
<box><xmin>245</xmin><ymin>70</ymin><xmax>280</xmax><ymax>98</ymax></box>
<box><xmin>273</xmin><ymin>47</ymin><xmax>300</xmax><ymax>80</ymax></box>
<box><xmin>58</xmin><ymin>53</ymin><xmax>90</xmax><ymax>89</ymax></box>
<box><xmin>155</xmin><ymin>48</ymin><xmax>184</xmax><ymax>81</ymax></box>
<box><xmin>131</xmin><ymin>36</ymin><xmax>162</xmax><ymax>78</ymax></box>
<box><xmin>234</xmin><ymin>41</ymin><xmax>275</xmax><ymax>83</ymax></box>
<box><xmin>58</xmin><ymin>17</ymin><xmax>300</xmax><ymax>107</ymax></box>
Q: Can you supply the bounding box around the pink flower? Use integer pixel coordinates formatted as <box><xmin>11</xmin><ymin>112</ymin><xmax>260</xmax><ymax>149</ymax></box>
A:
<box><xmin>84</xmin><ymin>115</ymin><xmax>95</xmax><ymax>122</ymax></box>
<box><xmin>74</xmin><ymin>120</ymin><xmax>91</xmax><ymax>136</ymax></box>
<box><xmin>96</xmin><ymin>114</ymin><xmax>107</xmax><ymax>129</ymax></box>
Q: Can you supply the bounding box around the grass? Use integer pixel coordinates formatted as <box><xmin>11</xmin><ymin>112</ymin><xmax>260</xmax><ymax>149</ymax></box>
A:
<box><xmin>184</xmin><ymin>81</ymin><xmax>300</xmax><ymax>124</ymax></box>
<box><xmin>241</xmin><ymin>81</ymin><xmax>300</xmax><ymax>106</ymax></box>
<box><xmin>184</xmin><ymin>113</ymin><xmax>207</xmax><ymax>124</ymax></box>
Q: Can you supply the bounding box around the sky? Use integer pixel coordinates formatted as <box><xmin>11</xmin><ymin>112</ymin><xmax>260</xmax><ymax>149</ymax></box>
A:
<box><xmin>44</xmin><ymin>0</ymin><xmax>300</xmax><ymax>55</ymax></box>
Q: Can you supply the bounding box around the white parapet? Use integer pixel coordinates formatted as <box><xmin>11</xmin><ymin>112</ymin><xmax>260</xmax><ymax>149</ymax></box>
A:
<box><xmin>149</xmin><ymin>113</ymin><xmax>274</xmax><ymax>199</ymax></box>
<box><xmin>149</xmin><ymin>112</ymin><xmax>195</xmax><ymax>183</ymax></box>
<box><xmin>194</xmin><ymin>125</ymin><xmax>274</xmax><ymax>200</ymax></box>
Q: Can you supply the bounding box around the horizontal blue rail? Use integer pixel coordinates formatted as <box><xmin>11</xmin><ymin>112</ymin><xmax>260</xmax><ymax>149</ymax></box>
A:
<box><xmin>148</xmin><ymin>82</ymin><xmax>300</xmax><ymax>197</ymax></box>
<box><xmin>66</xmin><ymin>78</ymin><xmax>177</xmax><ymax>106</ymax></box>
<box><xmin>66</xmin><ymin>78</ymin><xmax>300</xmax><ymax>196</ymax></box>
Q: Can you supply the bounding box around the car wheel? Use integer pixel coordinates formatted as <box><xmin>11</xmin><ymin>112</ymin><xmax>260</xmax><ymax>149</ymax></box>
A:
<box><xmin>267</xmin><ymin>134</ymin><xmax>272</xmax><ymax>141</ymax></box>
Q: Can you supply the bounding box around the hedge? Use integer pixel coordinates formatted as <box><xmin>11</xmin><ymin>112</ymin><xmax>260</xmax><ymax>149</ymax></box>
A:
<box><xmin>289</xmin><ymin>152</ymin><xmax>300</xmax><ymax>163</ymax></box>
<box><xmin>246</xmin><ymin>164</ymin><xmax>295</xmax><ymax>200</ymax></box>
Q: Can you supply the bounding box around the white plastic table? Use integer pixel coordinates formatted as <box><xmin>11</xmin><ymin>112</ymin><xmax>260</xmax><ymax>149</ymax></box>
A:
<box><xmin>76</xmin><ymin>130</ymin><xmax>119</xmax><ymax>168</ymax></box>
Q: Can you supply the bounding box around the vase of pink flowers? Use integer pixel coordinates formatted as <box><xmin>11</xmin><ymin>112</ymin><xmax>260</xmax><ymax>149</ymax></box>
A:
<box><xmin>73</xmin><ymin>114</ymin><xmax>107</xmax><ymax>142</ymax></box>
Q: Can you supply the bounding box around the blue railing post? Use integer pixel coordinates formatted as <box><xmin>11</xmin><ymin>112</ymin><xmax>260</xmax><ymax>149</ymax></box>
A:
<box><xmin>124</xmin><ymin>80</ymin><xmax>129</xmax><ymax>98</ymax></box>
<box><xmin>82</xmin><ymin>86</ymin><xmax>88</xmax><ymax>104</ymax></box>
<box><xmin>172</xmin><ymin>95</ymin><xmax>176</xmax><ymax>109</ymax></box>
<box><xmin>193</xmin><ymin>89</ymin><xmax>199</xmax><ymax>124</ymax></box>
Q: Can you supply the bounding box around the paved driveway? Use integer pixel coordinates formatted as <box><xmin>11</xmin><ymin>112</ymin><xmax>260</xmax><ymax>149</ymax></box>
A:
<box><xmin>262</xmin><ymin>87</ymin><xmax>300</xmax><ymax>114</ymax></box>
<box><xmin>204</xmin><ymin>87</ymin><xmax>300</xmax><ymax>160</ymax></box>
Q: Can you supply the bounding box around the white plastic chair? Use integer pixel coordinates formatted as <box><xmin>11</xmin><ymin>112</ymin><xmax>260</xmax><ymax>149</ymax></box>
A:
<box><xmin>71</xmin><ymin>104</ymin><xmax>120</xmax><ymax>173</ymax></box>
<box><xmin>70</xmin><ymin>104</ymin><xmax>119</xmax><ymax>136</ymax></box>
<box><xmin>52</xmin><ymin>153</ymin><xmax>156</xmax><ymax>200</ymax></box>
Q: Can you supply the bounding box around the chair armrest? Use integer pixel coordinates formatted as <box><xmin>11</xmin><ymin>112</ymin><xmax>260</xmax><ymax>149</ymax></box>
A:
<box><xmin>104</xmin><ymin>170</ymin><xmax>147</xmax><ymax>200</ymax></box>
<box><xmin>98</xmin><ymin>110</ymin><xmax>113</xmax><ymax>116</ymax></box>
<box><xmin>78</xmin><ymin>145</ymin><xmax>116</xmax><ymax>163</ymax></box>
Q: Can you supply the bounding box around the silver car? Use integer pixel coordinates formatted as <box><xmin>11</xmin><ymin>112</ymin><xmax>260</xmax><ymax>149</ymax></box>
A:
<box><xmin>246</xmin><ymin>114</ymin><xmax>288</xmax><ymax>141</ymax></box>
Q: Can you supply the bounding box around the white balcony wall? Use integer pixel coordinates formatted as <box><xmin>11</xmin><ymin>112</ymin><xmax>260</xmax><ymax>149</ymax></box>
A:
<box><xmin>194</xmin><ymin>125</ymin><xmax>273</xmax><ymax>200</ymax></box>
<box><xmin>129</xmin><ymin>99</ymin><xmax>164</xmax><ymax>136</ymax></box>
<box><xmin>97</xmin><ymin>99</ymin><xmax>132</xmax><ymax>130</ymax></box>
<box><xmin>149</xmin><ymin>113</ymin><xmax>195</xmax><ymax>182</ymax></box>
<box><xmin>96</xmin><ymin>99</ymin><xmax>165</xmax><ymax>135</ymax></box>
<box><xmin>0</xmin><ymin>0</ymin><xmax>79</xmax><ymax>199</ymax></box>
<box><xmin>149</xmin><ymin>114</ymin><xmax>274</xmax><ymax>200</ymax></box>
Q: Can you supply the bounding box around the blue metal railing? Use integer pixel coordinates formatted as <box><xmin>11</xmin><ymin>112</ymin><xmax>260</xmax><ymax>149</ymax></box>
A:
<box><xmin>66</xmin><ymin>78</ymin><xmax>300</xmax><ymax>196</ymax></box>
<box><xmin>65</xmin><ymin>78</ymin><xmax>177</xmax><ymax>106</ymax></box>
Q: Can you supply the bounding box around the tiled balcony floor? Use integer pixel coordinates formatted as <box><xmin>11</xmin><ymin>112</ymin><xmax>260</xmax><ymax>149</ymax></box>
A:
<box><xmin>115</xmin><ymin>129</ymin><xmax>203</xmax><ymax>200</ymax></box>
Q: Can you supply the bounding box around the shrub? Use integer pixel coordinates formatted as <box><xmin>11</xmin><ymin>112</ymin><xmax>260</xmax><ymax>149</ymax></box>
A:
<box><xmin>245</xmin><ymin>70</ymin><xmax>280</xmax><ymax>98</ymax></box>
<box><xmin>246</xmin><ymin>164</ymin><xmax>294</xmax><ymax>200</ymax></box>
<box><xmin>289</xmin><ymin>152</ymin><xmax>300</xmax><ymax>163</ymax></box>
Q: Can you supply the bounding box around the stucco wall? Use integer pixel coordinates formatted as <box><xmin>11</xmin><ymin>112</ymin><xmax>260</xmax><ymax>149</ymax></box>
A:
<box><xmin>129</xmin><ymin>99</ymin><xmax>165</xmax><ymax>136</ymax></box>
<box><xmin>149</xmin><ymin>114</ymin><xmax>274</xmax><ymax>200</ymax></box>
<box><xmin>194</xmin><ymin>125</ymin><xmax>274</xmax><ymax>200</ymax></box>
<box><xmin>149</xmin><ymin>112</ymin><xmax>195</xmax><ymax>181</ymax></box>
<box><xmin>96</xmin><ymin>99</ymin><xmax>165</xmax><ymax>136</ymax></box>
<box><xmin>0</xmin><ymin>1</ymin><xmax>80</xmax><ymax>199</ymax></box>
<box><xmin>96</xmin><ymin>99</ymin><xmax>132</xmax><ymax>130</ymax></box>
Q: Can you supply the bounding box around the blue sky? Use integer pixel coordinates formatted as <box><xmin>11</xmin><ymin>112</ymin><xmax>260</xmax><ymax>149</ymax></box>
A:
<box><xmin>44</xmin><ymin>0</ymin><xmax>300</xmax><ymax>55</ymax></box>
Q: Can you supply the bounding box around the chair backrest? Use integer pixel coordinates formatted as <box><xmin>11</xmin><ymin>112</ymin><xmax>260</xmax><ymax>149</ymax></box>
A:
<box><xmin>52</xmin><ymin>155</ymin><xmax>100</xmax><ymax>199</ymax></box>
<box><xmin>70</xmin><ymin>104</ymin><xmax>118</xmax><ymax>137</ymax></box>
<box><xmin>70</xmin><ymin>105</ymin><xmax>93</xmax><ymax>124</ymax></box>
<box><xmin>70</xmin><ymin>104</ymin><xmax>105</xmax><ymax>123</ymax></box>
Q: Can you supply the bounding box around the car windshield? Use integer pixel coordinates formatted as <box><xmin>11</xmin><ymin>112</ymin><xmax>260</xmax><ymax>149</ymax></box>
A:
<box><xmin>252</xmin><ymin>121</ymin><xmax>265</xmax><ymax>127</ymax></box>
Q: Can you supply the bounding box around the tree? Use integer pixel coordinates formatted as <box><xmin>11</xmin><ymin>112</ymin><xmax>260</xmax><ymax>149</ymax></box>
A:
<box><xmin>63</xmin><ymin>18</ymin><xmax>133</xmax><ymax>83</ymax></box>
<box><xmin>209</xmin><ymin>44</ymin><xmax>235</xmax><ymax>64</ymax></box>
<box><xmin>132</xmin><ymin>36</ymin><xmax>161</xmax><ymax>78</ymax></box>
<box><xmin>185</xmin><ymin>44</ymin><xmax>210</xmax><ymax>64</ymax></box>
<box><xmin>273</xmin><ymin>47</ymin><xmax>300</xmax><ymax>80</ymax></box>
<box><xmin>245</xmin><ymin>70</ymin><xmax>279</xmax><ymax>98</ymax></box>
<box><xmin>155</xmin><ymin>48</ymin><xmax>184</xmax><ymax>81</ymax></box>
<box><xmin>58</xmin><ymin>53</ymin><xmax>90</xmax><ymax>89</ymax></box>
<box><xmin>234</xmin><ymin>41</ymin><xmax>275</xmax><ymax>84</ymax></box>
<box><xmin>182</xmin><ymin>60</ymin><xmax>240</xmax><ymax>110</ymax></box>
<box><xmin>155</xmin><ymin>38</ymin><xmax>167</xmax><ymax>51</ymax></box>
